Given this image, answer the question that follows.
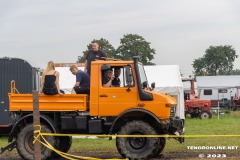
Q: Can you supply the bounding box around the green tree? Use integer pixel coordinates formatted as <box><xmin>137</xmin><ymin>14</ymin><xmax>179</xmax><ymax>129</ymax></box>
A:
<box><xmin>231</xmin><ymin>69</ymin><xmax>240</xmax><ymax>75</ymax></box>
<box><xmin>116</xmin><ymin>34</ymin><xmax>156</xmax><ymax>65</ymax></box>
<box><xmin>77</xmin><ymin>38</ymin><xmax>116</xmax><ymax>63</ymax></box>
<box><xmin>192</xmin><ymin>45</ymin><xmax>238</xmax><ymax>76</ymax></box>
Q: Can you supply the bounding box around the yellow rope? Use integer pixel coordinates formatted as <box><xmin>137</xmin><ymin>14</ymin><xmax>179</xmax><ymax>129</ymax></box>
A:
<box><xmin>39</xmin><ymin>132</ymin><xmax>240</xmax><ymax>138</ymax></box>
<box><xmin>33</xmin><ymin>124</ymin><xmax>126</xmax><ymax>160</ymax></box>
<box><xmin>32</xmin><ymin>124</ymin><xmax>240</xmax><ymax>160</ymax></box>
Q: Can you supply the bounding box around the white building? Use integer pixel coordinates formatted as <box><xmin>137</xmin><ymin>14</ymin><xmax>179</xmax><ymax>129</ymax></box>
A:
<box><xmin>196</xmin><ymin>76</ymin><xmax>240</xmax><ymax>101</ymax></box>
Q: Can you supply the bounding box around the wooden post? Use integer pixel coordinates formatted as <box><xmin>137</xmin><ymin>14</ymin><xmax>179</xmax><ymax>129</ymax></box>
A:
<box><xmin>33</xmin><ymin>90</ymin><xmax>41</xmax><ymax>160</ymax></box>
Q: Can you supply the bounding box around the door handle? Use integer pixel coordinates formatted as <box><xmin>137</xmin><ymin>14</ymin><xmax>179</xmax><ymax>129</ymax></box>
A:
<box><xmin>100</xmin><ymin>94</ymin><xmax>108</xmax><ymax>97</ymax></box>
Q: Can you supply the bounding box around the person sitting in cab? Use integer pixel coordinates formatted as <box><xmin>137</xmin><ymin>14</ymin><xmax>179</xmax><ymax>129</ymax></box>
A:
<box><xmin>101</xmin><ymin>64</ymin><xmax>114</xmax><ymax>87</ymax></box>
<box><xmin>112</xmin><ymin>67</ymin><xmax>121</xmax><ymax>87</ymax></box>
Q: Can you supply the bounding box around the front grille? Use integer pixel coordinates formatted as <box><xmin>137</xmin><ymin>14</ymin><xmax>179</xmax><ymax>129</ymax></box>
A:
<box><xmin>170</xmin><ymin>106</ymin><xmax>176</xmax><ymax>118</ymax></box>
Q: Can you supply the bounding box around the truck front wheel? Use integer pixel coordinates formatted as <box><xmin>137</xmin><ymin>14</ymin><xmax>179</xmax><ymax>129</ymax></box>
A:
<box><xmin>16</xmin><ymin>124</ymin><xmax>58</xmax><ymax>160</ymax></box>
<box><xmin>116</xmin><ymin>120</ymin><xmax>161</xmax><ymax>159</ymax></box>
<box><xmin>153</xmin><ymin>137</ymin><xmax>166</xmax><ymax>157</ymax></box>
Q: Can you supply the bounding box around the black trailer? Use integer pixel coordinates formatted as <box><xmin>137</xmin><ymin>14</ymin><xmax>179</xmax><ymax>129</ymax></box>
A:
<box><xmin>0</xmin><ymin>57</ymin><xmax>40</xmax><ymax>135</ymax></box>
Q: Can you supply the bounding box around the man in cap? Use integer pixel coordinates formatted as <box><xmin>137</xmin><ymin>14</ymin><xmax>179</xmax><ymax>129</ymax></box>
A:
<box><xmin>102</xmin><ymin>68</ymin><xmax>115</xmax><ymax>87</ymax></box>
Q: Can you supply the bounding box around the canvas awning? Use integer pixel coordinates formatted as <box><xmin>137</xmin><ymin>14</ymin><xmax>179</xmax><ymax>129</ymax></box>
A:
<box><xmin>144</xmin><ymin>65</ymin><xmax>185</xmax><ymax>119</ymax></box>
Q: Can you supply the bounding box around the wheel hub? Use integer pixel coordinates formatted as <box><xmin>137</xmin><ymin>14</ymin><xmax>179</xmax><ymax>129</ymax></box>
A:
<box><xmin>201</xmin><ymin>112</ymin><xmax>209</xmax><ymax>119</ymax></box>
<box><xmin>129</xmin><ymin>137</ymin><xmax>146</xmax><ymax>150</ymax></box>
<box><xmin>127</xmin><ymin>132</ymin><xmax>147</xmax><ymax>150</ymax></box>
<box><xmin>24</xmin><ymin>133</ymin><xmax>34</xmax><ymax>154</ymax></box>
<box><xmin>24</xmin><ymin>132</ymin><xmax>45</xmax><ymax>154</ymax></box>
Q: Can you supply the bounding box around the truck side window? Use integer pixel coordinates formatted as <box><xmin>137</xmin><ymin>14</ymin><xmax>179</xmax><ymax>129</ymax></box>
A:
<box><xmin>102</xmin><ymin>66</ymin><xmax>123</xmax><ymax>87</ymax></box>
<box><xmin>101</xmin><ymin>65</ymin><xmax>134</xmax><ymax>88</ymax></box>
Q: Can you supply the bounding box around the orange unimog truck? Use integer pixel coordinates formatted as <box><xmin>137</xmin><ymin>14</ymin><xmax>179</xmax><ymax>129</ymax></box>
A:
<box><xmin>1</xmin><ymin>57</ymin><xmax>184</xmax><ymax>159</ymax></box>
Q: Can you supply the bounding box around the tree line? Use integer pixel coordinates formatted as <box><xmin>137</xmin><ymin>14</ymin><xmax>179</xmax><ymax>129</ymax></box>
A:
<box><xmin>77</xmin><ymin>34</ymin><xmax>156</xmax><ymax>65</ymax></box>
<box><xmin>77</xmin><ymin>34</ymin><xmax>239</xmax><ymax>75</ymax></box>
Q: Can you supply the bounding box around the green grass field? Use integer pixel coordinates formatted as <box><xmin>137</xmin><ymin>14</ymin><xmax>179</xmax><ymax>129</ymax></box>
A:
<box><xmin>70</xmin><ymin>111</ymin><xmax>240</xmax><ymax>154</ymax></box>
<box><xmin>0</xmin><ymin>111</ymin><xmax>240</xmax><ymax>159</ymax></box>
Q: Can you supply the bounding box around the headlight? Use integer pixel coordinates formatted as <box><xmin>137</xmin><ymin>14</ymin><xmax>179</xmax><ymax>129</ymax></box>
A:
<box><xmin>170</xmin><ymin>106</ymin><xmax>176</xmax><ymax>117</ymax></box>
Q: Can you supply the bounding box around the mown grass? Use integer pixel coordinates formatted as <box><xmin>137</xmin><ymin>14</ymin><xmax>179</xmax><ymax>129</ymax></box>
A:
<box><xmin>164</xmin><ymin>111</ymin><xmax>240</xmax><ymax>153</ymax></box>
<box><xmin>71</xmin><ymin>111</ymin><xmax>240</xmax><ymax>155</ymax></box>
<box><xmin>0</xmin><ymin>111</ymin><xmax>239</xmax><ymax>159</ymax></box>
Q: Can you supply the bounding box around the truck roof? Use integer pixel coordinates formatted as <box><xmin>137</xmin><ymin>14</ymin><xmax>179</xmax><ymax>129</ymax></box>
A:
<box><xmin>54</xmin><ymin>60</ymin><xmax>136</xmax><ymax>67</ymax></box>
<box><xmin>92</xmin><ymin>60</ymin><xmax>135</xmax><ymax>65</ymax></box>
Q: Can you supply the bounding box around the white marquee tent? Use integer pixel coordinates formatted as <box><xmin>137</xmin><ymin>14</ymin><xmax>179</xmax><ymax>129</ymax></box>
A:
<box><xmin>144</xmin><ymin>65</ymin><xmax>185</xmax><ymax>119</ymax></box>
<box><xmin>55</xmin><ymin>67</ymin><xmax>84</xmax><ymax>93</ymax></box>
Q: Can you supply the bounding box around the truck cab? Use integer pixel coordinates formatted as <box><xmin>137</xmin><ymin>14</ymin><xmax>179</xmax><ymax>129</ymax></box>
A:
<box><xmin>2</xmin><ymin>57</ymin><xmax>184</xmax><ymax>159</ymax></box>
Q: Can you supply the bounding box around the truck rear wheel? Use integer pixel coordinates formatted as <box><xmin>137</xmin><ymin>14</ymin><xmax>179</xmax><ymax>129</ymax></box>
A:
<box><xmin>199</xmin><ymin>110</ymin><xmax>212</xmax><ymax>119</ymax></box>
<box><xmin>116</xmin><ymin>120</ymin><xmax>161</xmax><ymax>159</ymax></box>
<box><xmin>58</xmin><ymin>136</ymin><xmax>72</xmax><ymax>153</ymax></box>
<box><xmin>16</xmin><ymin>124</ymin><xmax>58</xmax><ymax>160</ymax></box>
<box><xmin>53</xmin><ymin>136</ymin><xmax>72</xmax><ymax>158</ymax></box>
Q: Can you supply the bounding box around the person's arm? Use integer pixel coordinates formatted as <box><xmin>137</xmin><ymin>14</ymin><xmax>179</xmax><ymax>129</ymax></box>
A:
<box><xmin>103</xmin><ymin>75</ymin><xmax>114</xmax><ymax>87</ymax></box>
<box><xmin>40</xmin><ymin>73</ymin><xmax>45</xmax><ymax>93</ymax></box>
<box><xmin>55</xmin><ymin>71</ymin><xmax>62</xmax><ymax>94</ymax></box>
<box><xmin>84</xmin><ymin>60</ymin><xmax>87</xmax><ymax>73</ymax></box>
<box><xmin>74</xmin><ymin>71</ymin><xmax>82</xmax><ymax>87</ymax></box>
<box><xmin>74</xmin><ymin>82</ymin><xmax>80</xmax><ymax>87</ymax></box>
<box><xmin>101</xmin><ymin>51</ymin><xmax>107</xmax><ymax>60</ymax></box>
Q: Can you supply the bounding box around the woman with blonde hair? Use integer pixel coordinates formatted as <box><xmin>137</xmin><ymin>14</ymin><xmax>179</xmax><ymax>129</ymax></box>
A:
<box><xmin>40</xmin><ymin>61</ymin><xmax>62</xmax><ymax>95</ymax></box>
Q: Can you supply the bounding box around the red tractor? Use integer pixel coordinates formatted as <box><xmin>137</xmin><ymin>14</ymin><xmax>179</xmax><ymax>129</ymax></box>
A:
<box><xmin>183</xmin><ymin>77</ymin><xmax>212</xmax><ymax>119</ymax></box>
<box><xmin>232</xmin><ymin>87</ymin><xmax>240</xmax><ymax>111</ymax></box>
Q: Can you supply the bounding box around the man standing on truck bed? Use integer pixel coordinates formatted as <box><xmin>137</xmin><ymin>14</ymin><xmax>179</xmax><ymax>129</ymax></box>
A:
<box><xmin>84</xmin><ymin>41</ymin><xmax>107</xmax><ymax>75</ymax></box>
<box><xmin>70</xmin><ymin>65</ymin><xmax>90</xmax><ymax>94</ymax></box>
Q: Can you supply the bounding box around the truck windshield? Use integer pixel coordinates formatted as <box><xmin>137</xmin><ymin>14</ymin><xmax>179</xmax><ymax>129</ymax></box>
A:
<box><xmin>138</xmin><ymin>63</ymin><xmax>148</xmax><ymax>87</ymax></box>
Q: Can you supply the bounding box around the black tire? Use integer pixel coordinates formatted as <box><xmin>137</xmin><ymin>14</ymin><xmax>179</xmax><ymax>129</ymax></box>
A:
<box><xmin>152</xmin><ymin>137</ymin><xmax>166</xmax><ymax>158</ymax></box>
<box><xmin>199</xmin><ymin>111</ymin><xmax>212</xmax><ymax>119</ymax></box>
<box><xmin>233</xmin><ymin>103</ymin><xmax>237</xmax><ymax>111</ymax></box>
<box><xmin>53</xmin><ymin>136</ymin><xmax>72</xmax><ymax>158</ymax></box>
<box><xmin>59</xmin><ymin>136</ymin><xmax>72</xmax><ymax>153</ymax></box>
<box><xmin>16</xmin><ymin>124</ymin><xmax>58</xmax><ymax>160</ymax></box>
<box><xmin>190</xmin><ymin>113</ymin><xmax>198</xmax><ymax>118</ymax></box>
<box><xmin>116</xmin><ymin>120</ymin><xmax>161</xmax><ymax>159</ymax></box>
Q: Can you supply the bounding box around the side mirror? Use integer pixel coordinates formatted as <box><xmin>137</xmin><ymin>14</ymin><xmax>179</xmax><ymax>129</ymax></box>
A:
<box><xmin>125</xmin><ymin>66</ymin><xmax>133</xmax><ymax>84</ymax></box>
<box><xmin>142</xmin><ymin>81</ymin><xmax>147</xmax><ymax>88</ymax></box>
<box><xmin>125</xmin><ymin>66</ymin><xmax>132</xmax><ymax>92</ymax></box>
<box><xmin>151</xmin><ymin>82</ymin><xmax>155</xmax><ymax>90</ymax></box>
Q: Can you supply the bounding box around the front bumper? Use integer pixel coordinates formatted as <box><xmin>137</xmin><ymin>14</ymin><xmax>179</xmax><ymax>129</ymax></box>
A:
<box><xmin>169</xmin><ymin>116</ymin><xmax>185</xmax><ymax>143</ymax></box>
<box><xmin>171</xmin><ymin>116</ymin><xmax>184</xmax><ymax>130</ymax></box>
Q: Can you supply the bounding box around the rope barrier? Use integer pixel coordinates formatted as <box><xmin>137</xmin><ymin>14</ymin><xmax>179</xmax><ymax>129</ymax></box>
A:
<box><xmin>39</xmin><ymin>132</ymin><xmax>240</xmax><ymax>138</ymax></box>
<box><xmin>33</xmin><ymin>125</ymin><xmax>127</xmax><ymax>160</ymax></box>
<box><xmin>33</xmin><ymin>124</ymin><xmax>240</xmax><ymax>160</ymax></box>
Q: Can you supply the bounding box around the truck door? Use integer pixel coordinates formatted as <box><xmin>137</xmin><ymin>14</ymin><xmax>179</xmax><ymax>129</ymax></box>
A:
<box><xmin>99</xmin><ymin>65</ymin><xmax>138</xmax><ymax>116</ymax></box>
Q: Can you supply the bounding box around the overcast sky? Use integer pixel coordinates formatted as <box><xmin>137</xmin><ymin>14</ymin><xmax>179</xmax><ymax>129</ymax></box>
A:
<box><xmin>1</xmin><ymin>0</ymin><xmax>240</xmax><ymax>76</ymax></box>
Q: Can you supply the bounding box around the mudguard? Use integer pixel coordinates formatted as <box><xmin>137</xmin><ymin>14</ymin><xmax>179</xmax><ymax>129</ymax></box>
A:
<box><xmin>109</xmin><ymin>108</ymin><xmax>162</xmax><ymax>134</ymax></box>
<box><xmin>8</xmin><ymin>113</ymin><xmax>58</xmax><ymax>142</ymax></box>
